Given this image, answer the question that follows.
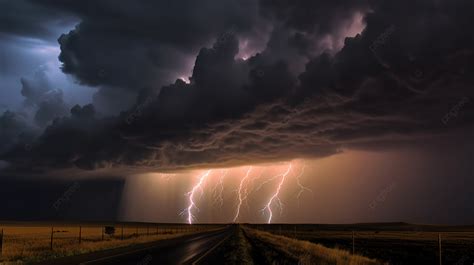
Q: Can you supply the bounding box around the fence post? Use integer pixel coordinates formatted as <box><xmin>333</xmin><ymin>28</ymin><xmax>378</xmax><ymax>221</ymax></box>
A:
<box><xmin>79</xmin><ymin>226</ymin><xmax>82</xmax><ymax>244</ymax></box>
<box><xmin>438</xmin><ymin>233</ymin><xmax>442</xmax><ymax>265</ymax></box>
<box><xmin>136</xmin><ymin>226</ymin><xmax>139</xmax><ymax>236</ymax></box>
<box><xmin>50</xmin><ymin>227</ymin><xmax>54</xmax><ymax>250</ymax></box>
<box><xmin>101</xmin><ymin>227</ymin><xmax>104</xmax><ymax>241</ymax></box>
<box><xmin>0</xmin><ymin>228</ymin><xmax>4</xmax><ymax>256</ymax></box>
<box><xmin>147</xmin><ymin>226</ymin><xmax>149</xmax><ymax>236</ymax></box>
<box><xmin>352</xmin><ymin>231</ymin><xmax>355</xmax><ymax>255</ymax></box>
<box><xmin>121</xmin><ymin>226</ymin><xmax>124</xmax><ymax>240</ymax></box>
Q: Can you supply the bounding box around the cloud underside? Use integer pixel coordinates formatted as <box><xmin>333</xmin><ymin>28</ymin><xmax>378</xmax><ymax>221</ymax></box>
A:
<box><xmin>2</xmin><ymin>0</ymin><xmax>474</xmax><ymax>172</ymax></box>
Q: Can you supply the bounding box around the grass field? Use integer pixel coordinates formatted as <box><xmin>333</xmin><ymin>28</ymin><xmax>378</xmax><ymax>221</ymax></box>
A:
<box><xmin>202</xmin><ymin>225</ymin><xmax>382</xmax><ymax>264</ymax></box>
<box><xmin>244</xmin><ymin>227</ymin><xmax>383</xmax><ymax>265</ymax></box>
<box><xmin>248</xmin><ymin>223</ymin><xmax>474</xmax><ymax>265</ymax></box>
<box><xmin>0</xmin><ymin>222</ymin><xmax>220</xmax><ymax>264</ymax></box>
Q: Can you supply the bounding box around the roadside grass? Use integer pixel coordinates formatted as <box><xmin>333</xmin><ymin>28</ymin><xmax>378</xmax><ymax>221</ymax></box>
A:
<box><xmin>223</xmin><ymin>227</ymin><xmax>254</xmax><ymax>265</ymax></box>
<box><xmin>242</xmin><ymin>228</ymin><xmax>298</xmax><ymax>265</ymax></box>
<box><xmin>244</xmin><ymin>227</ymin><xmax>385</xmax><ymax>265</ymax></box>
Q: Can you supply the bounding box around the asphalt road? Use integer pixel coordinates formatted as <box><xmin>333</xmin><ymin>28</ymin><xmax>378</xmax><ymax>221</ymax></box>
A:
<box><xmin>33</xmin><ymin>226</ymin><xmax>232</xmax><ymax>265</ymax></box>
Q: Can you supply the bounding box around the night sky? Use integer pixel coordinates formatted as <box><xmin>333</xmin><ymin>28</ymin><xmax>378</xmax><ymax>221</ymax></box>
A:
<box><xmin>0</xmin><ymin>0</ymin><xmax>473</xmax><ymax>224</ymax></box>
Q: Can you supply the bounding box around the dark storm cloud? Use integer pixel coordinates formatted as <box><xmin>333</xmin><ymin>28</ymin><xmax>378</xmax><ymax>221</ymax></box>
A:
<box><xmin>34</xmin><ymin>90</ymin><xmax>68</xmax><ymax>127</ymax></box>
<box><xmin>2</xmin><ymin>35</ymin><xmax>297</xmax><ymax>170</ymax></box>
<box><xmin>1</xmin><ymin>0</ymin><xmax>474</xmax><ymax>173</ymax></box>
<box><xmin>259</xmin><ymin>0</ymin><xmax>368</xmax><ymax>57</ymax></box>
<box><xmin>0</xmin><ymin>0</ymin><xmax>80</xmax><ymax>159</ymax></box>
<box><xmin>20</xmin><ymin>67</ymin><xmax>69</xmax><ymax>126</ymax></box>
<box><xmin>0</xmin><ymin>111</ymin><xmax>36</xmax><ymax>155</ymax></box>
<box><xmin>92</xmin><ymin>86</ymin><xmax>137</xmax><ymax>116</ymax></box>
<box><xmin>29</xmin><ymin>0</ymin><xmax>265</xmax><ymax>114</ymax></box>
<box><xmin>0</xmin><ymin>0</ymin><xmax>76</xmax><ymax>41</ymax></box>
<box><xmin>259</xmin><ymin>0</ymin><xmax>368</xmax><ymax>34</ymax></box>
<box><xmin>0</xmin><ymin>65</ymin><xmax>70</xmax><ymax>162</ymax></box>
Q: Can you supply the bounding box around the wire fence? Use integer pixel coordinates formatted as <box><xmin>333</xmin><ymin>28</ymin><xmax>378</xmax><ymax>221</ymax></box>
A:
<box><xmin>248</xmin><ymin>225</ymin><xmax>474</xmax><ymax>265</ymax></box>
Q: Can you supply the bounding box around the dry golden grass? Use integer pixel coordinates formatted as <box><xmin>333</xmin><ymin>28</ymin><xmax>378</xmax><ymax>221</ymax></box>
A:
<box><xmin>0</xmin><ymin>224</ymin><xmax>217</xmax><ymax>263</ymax></box>
<box><xmin>245</xmin><ymin>227</ymin><xmax>386</xmax><ymax>265</ymax></box>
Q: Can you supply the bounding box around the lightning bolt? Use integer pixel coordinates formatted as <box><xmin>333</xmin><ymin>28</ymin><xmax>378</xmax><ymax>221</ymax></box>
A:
<box><xmin>261</xmin><ymin>163</ymin><xmax>293</xmax><ymax>224</ymax></box>
<box><xmin>256</xmin><ymin>169</ymin><xmax>285</xmax><ymax>192</ymax></box>
<box><xmin>233</xmin><ymin>167</ymin><xmax>252</xmax><ymax>223</ymax></box>
<box><xmin>181</xmin><ymin>170</ymin><xmax>212</xmax><ymax>224</ymax></box>
<box><xmin>212</xmin><ymin>169</ymin><xmax>228</xmax><ymax>207</ymax></box>
<box><xmin>242</xmin><ymin>169</ymin><xmax>265</xmax><ymax>210</ymax></box>
<box><xmin>295</xmin><ymin>164</ymin><xmax>313</xmax><ymax>203</ymax></box>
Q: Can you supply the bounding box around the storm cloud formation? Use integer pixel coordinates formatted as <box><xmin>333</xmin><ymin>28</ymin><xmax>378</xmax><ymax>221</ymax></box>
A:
<box><xmin>33</xmin><ymin>0</ymin><xmax>267</xmax><ymax>114</ymax></box>
<box><xmin>1</xmin><ymin>0</ymin><xmax>474</xmax><ymax>173</ymax></box>
<box><xmin>21</xmin><ymin>67</ymin><xmax>69</xmax><ymax>126</ymax></box>
<box><xmin>0</xmin><ymin>111</ymin><xmax>34</xmax><ymax>156</ymax></box>
<box><xmin>0</xmin><ymin>66</ymin><xmax>71</xmax><ymax>155</ymax></box>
